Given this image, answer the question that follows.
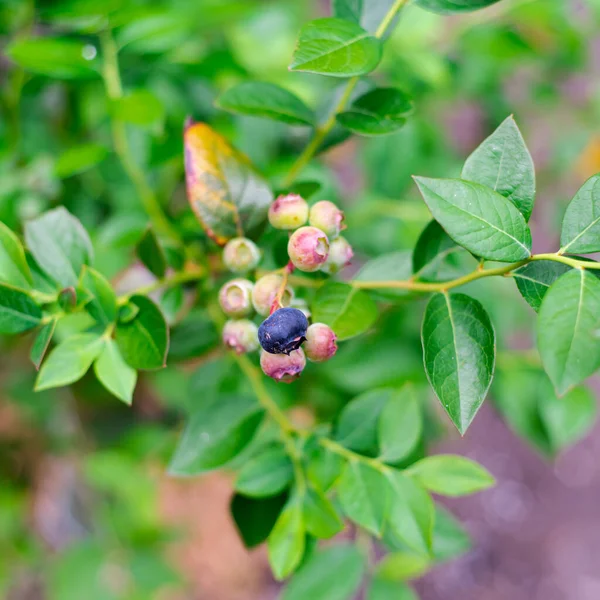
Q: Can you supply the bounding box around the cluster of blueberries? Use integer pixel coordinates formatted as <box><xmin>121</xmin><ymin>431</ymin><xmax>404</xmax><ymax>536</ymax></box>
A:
<box><xmin>218</xmin><ymin>194</ymin><xmax>353</xmax><ymax>382</ymax></box>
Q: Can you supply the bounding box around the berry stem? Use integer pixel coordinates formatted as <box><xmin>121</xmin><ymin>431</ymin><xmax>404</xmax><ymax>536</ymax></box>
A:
<box><xmin>272</xmin><ymin>261</ymin><xmax>294</xmax><ymax>312</ymax></box>
<box><xmin>352</xmin><ymin>252</ymin><xmax>600</xmax><ymax>293</ymax></box>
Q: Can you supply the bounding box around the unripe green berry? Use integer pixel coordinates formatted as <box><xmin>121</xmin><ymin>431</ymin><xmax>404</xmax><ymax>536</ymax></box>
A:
<box><xmin>304</xmin><ymin>323</ymin><xmax>337</xmax><ymax>362</ymax></box>
<box><xmin>260</xmin><ymin>348</ymin><xmax>306</xmax><ymax>382</ymax></box>
<box><xmin>222</xmin><ymin>319</ymin><xmax>259</xmax><ymax>354</ymax></box>
<box><xmin>252</xmin><ymin>273</ymin><xmax>293</xmax><ymax>316</ymax></box>
<box><xmin>321</xmin><ymin>236</ymin><xmax>354</xmax><ymax>275</ymax></box>
<box><xmin>287</xmin><ymin>226</ymin><xmax>329</xmax><ymax>273</ymax></box>
<box><xmin>309</xmin><ymin>201</ymin><xmax>345</xmax><ymax>240</ymax></box>
<box><xmin>223</xmin><ymin>237</ymin><xmax>261</xmax><ymax>273</ymax></box>
<box><xmin>268</xmin><ymin>194</ymin><xmax>309</xmax><ymax>230</ymax></box>
<box><xmin>218</xmin><ymin>278</ymin><xmax>254</xmax><ymax>317</ymax></box>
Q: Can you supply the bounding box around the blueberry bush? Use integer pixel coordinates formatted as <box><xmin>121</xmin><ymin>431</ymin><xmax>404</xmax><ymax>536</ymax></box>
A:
<box><xmin>2</xmin><ymin>0</ymin><xmax>600</xmax><ymax>597</ymax></box>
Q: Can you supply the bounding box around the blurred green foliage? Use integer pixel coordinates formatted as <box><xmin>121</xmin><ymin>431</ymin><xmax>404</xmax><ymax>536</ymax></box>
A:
<box><xmin>2</xmin><ymin>0</ymin><xmax>600</xmax><ymax>597</ymax></box>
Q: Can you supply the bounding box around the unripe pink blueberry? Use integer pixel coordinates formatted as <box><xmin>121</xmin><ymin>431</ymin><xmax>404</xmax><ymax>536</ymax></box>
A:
<box><xmin>304</xmin><ymin>323</ymin><xmax>337</xmax><ymax>362</ymax></box>
<box><xmin>252</xmin><ymin>273</ymin><xmax>293</xmax><ymax>316</ymax></box>
<box><xmin>268</xmin><ymin>194</ymin><xmax>309</xmax><ymax>230</ymax></box>
<box><xmin>260</xmin><ymin>348</ymin><xmax>306</xmax><ymax>383</ymax></box>
<box><xmin>222</xmin><ymin>319</ymin><xmax>259</xmax><ymax>354</ymax></box>
<box><xmin>218</xmin><ymin>278</ymin><xmax>254</xmax><ymax>317</ymax></box>
<box><xmin>321</xmin><ymin>236</ymin><xmax>354</xmax><ymax>275</ymax></box>
<box><xmin>223</xmin><ymin>237</ymin><xmax>261</xmax><ymax>273</ymax></box>
<box><xmin>287</xmin><ymin>226</ymin><xmax>329</xmax><ymax>273</ymax></box>
<box><xmin>309</xmin><ymin>201</ymin><xmax>345</xmax><ymax>240</ymax></box>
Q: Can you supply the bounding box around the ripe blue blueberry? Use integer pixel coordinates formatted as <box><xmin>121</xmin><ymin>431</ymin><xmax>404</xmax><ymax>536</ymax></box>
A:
<box><xmin>258</xmin><ymin>307</ymin><xmax>308</xmax><ymax>355</ymax></box>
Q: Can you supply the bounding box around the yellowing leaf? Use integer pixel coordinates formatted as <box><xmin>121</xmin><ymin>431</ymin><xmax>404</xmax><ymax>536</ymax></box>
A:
<box><xmin>183</xmin><ymin>120</ymin><xmax>273</xmax><ymax>245</ymax></box>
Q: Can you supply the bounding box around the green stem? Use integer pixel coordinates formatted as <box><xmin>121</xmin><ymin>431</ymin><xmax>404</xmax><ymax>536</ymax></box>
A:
<box><xmin>530</xmin><ymin>253</ymin><xmax>600</xmax><ymax>268</ymax></box>
<box><xmin>233</xmin><ymin>352</ymin><xmax>295</xmax><ymax>434</ymax></box>
<box><xmin>353</xmin><ymin>252</ymin><xmax>600</xmax><ymax>293</ymax></box>
<box><xmin>118</xmin><ymin>269</ymin><xmax>204</xmax><ymax>302</ymax></box>
<box><xmin>374</xmin><ymin>0</ymin><xmax>407</xmax><ymax>37</ymax></box>
<box><xmin>281</xmin><ymin>0</ymin><xmax>410</xmax><ymax>188</ymax></box>
<box><xmin>233</xmin><ymin>352</ymin><xmax>305</xmax><ymax>488</ymax></box>
<box><xmin>320</xmin><ymin>437</ymin><xmax>389</xmax><ymax>473</ymax></box>
<box><xmin>205</xmin><ymin>0</ymin><xmax>414</xmax><ymax>489</ymax></box>
<box><xmin>99</xmin><ymin>30</ymin><xmax>182</xmax><ymax>246</ymax></box>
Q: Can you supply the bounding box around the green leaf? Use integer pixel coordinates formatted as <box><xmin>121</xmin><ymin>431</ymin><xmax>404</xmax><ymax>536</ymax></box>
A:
<box><xmin>115</xmin><ymin>295</ymin><xmax>169</xmax><ymax>370</ymax></box>
<box><xmin>366</xmin><ymin>579</ymin><xmax>419</xmax><ymax>600</ymax></box>
<box><xmin>39</xmin><ymin>0</ymin><xmax>123</xmax><ymax>27</ymax></box>
<box><xmin>79</xmin><ymin>267</ymin><xmax>117</xmax><ymax>326</ymax></box>
<box><xmin>0</xmin><ymin>283</ymin><xmax>42</xmax><ymax>334</ymax></box>
<box><xmin>312</xmin><ymin>282</ymin><xmax>378</xmax><ymax>340</ymax></box>
<box><xmin>234</xmin><ymin>445</ymin><xmax>294</xmax><ymax>498</ymax></box>
<box><xmin>462</xmin><ymin>116</ymin><xmax>535</xmax><ymax>221</ymax></box>
<box><xmin>431</xmin><ymin>505</ymin><xmax>471</xmax><ymax>561</ymax></box>
<box><xmin>422</xmin><ymin>293</ymin><xmax>495</xmax><ymax>434</ymax></box>
<box><xmin>0</xmin><ymin>222</ymin><xmax>33</xmax><ymax>289</ymax></box>
<box><xmin>375</xmin><ymin>551</ymin><xmax>430</xmax><ymax>582</ymax></box>
<box><xmin>354</xmin><ymin>251</ymin><xmax>413</xmax><ymax>298</ymax></box>
<box><xmin>184</xmin><ymin>120</ymin><xmax>273</xmax><ymax>245</ymax></box>
<box><xmin>27</xmin><ymin>253</ymin><xmax>60</xmax><ymax>295</ymax></box>
<box><xmin>560</xmin><ymin>174</ymin><xmax>600</xmax><ymax>254</ymax></box>
<box><xmin>493</xmin><ymin>367</ymin><xmax>554</xmax><ymax>456</ymax></box>
<box><xmin>160</xmin><ymin>286</ymin><xmax>184</xmax><ymax>324</ymax></box>
<box><xmin>289</xmin><ymin>18</ymin><xmax>382</xmax><ymax>78</ymax></box>
<box><xmin>94</xmin><ymin>339</ymin><xmax>137</xmax><ymax>405</ymax></box>
<box><xmin>539</xmin><ymin>382</ymin><xmax>597</xmax><ymax>452</ymax></box>
<box><xmin>494</xmin><ymin>364</ymin><xmax>599</xmax><ymax>456</ymax></box>
<box><xmin>335</xmin><ymin>388</ymin><xmax>395</xmax><ymax>452</ymax></box>
<box><xmin>378</xmin><ymin>385</ymin><xmax>422</xmax><ymax>463</ymax></box>
<box><xmin>412</xmin><ymin>220</ymin><xmax>461</xmax><ymax>282</ymax></box>
<box><xmin>281</xmin><ymin>544</ymin><xmax>365</xmax><ymax>600</ymax></box>
<box><xmin>337</xmin><ymin>88</ymin><xmax>412</xmax><ymax>136</ymax></box>
<box><xmin>413</xmin><ymin>177</ymin><xmax>532</xmax><ymax>262</ymax></box>
<box><xmin>268</xmin><ymin>498</ymin><xmax>305</xmax><ymax>580</ymax></box>
<box><xmin>55</xmin><ymin>143</ymin><xmax>108</xmax><ymax>178</ymax></box>
<box><xmin>385</xmin><ymin>470</ymin><xmax>434</xmax><ymax>554</ymax></box>
<box><xmin>337</xmin><ymin>460</ymin><xmax>389</xmax><ymax>536</ymax></box>
<box><xmin>35</xmin><ymin>333</ymin><xmax>104</xmax><ymax>391</ymax></box>
<box><xmin>169</xmin><ymin>394</ymin><xmax>264</xmax><ymax>475</ymax></box>
<box><xmin>112</xmin><ymin>89</ymin><xmax>164</xmax><ymax>125</ymax></box>
<box><xmin>118</xmin><ymin>302</ymin><xmax>139</xmax><ymax>324</ymax></box>
<box><xmin>168</xmin><ymin>309</ymin><xmax>219</xmax><ymax>360</ymax></box>
<box><xmin>30</xmin><ymin>318</ymin><xmax>57</xmax><ymax>369</ymax></box>
<box><xmin>513</xmin><ymin>261</ymin><xmax>571</xmax><ymax>312</ymax></box>
<box><xmin>407</xmin><ymin>455</ymin><xmax>495</xmax><ymax>497</ymax></box>
<box><xmin>416</xmin><ymin>0</ymin><xmax>502</xmax><ymax>14</ymax></box>
<box><xmin>216</xmin><ymin>82</ymin><xmax>315</xmax><ymax>126</ymax></box>
<box><xmin>537</xmin><ymin>269</ymin><xmax>600</xmax><ymax>395</ymax></box>
<box><xmin>303</xmin><ymin>485</ymin><xmax>344</xmax><ymax>539</ymax></box>
<box><xmin>285</xmin><ymin>181</ymin><xmax>322</xmax><ymax>199</ymax></box>
<box><xmin>5</xmin><ymin>37</ymin><xmax>99</xmax><ymax>79</ymax></box>
<box><xmin>24</xmin><ymin>207</ymin><xmax>94</xmax><ymax>288</ymax></box>
<box><xmin>306</xmin><ymin>445</ymin><xmax>344</xmax><ymax>491</ymax></box>
<box><xmin>231</xmin><ymin>492</ymin><xmax>288</xmax><ymax>549</ymax></box>
<box><xmin>493</xmin><ymin>368</ymin><xmax>596</xmax><ymax>456</ymax></box>
<box><xmin>333</xmin><ymin>0</ymin><xmax>398</xmax><ymax>34</ymax></box>
<box><xmin>136</xmin><ymin>228</ymin><xmax>167</xmax><ymax>279</ymax></box>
